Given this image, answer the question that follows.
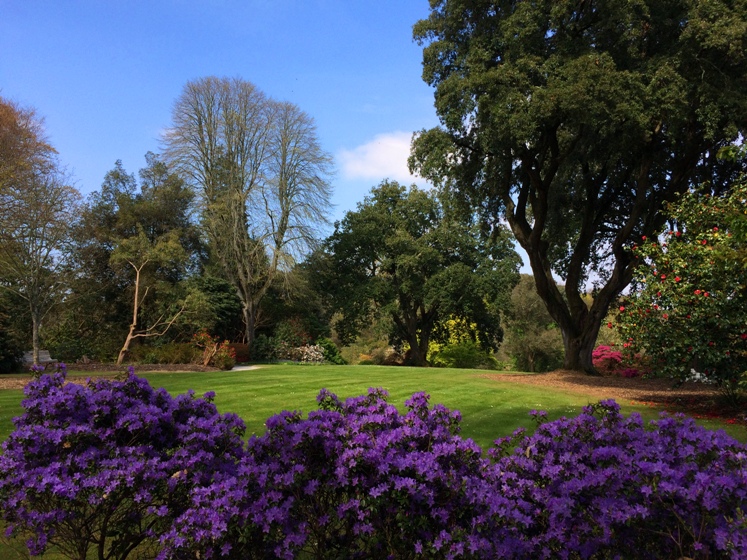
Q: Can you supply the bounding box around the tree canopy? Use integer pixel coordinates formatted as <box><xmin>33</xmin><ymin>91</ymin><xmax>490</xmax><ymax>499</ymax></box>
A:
<box><xmin>409</xmin><ymin>0</ymin><xmax>747</xmax><ymax>373</ymax></box>
<box><xmin>60</xmin><ymin>155</ymin><xmax>202</xmax><ymax>361</ymax></box>
<box><xmin>318</xmin><ymin>181</ymin><xmax>520</xmax><ymax>366</ymax></box>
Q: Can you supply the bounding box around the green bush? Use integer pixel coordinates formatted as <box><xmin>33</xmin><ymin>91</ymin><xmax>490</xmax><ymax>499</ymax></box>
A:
<box><xmin>211</xmin><ymin>343</ymin><xmax>236</xmax><ymax>370</ymax></box>
<box><xmin>501</xmin><ymin>275</ymin><xmax>565</xmax><ymax>372</ymax></box>
<box><xmin>128</xmin><ymin>343</ymin><xmax>200</xmax><ymax>364</ymax></box>
<box><xmin>316</xmin><ymin>337</ymin><xmax>347</xmax><ymax>365</ymax></box>
<box><xmin>431</xmin><ymin>340</ymin><xmax>496</xmax><ymax>369</ymax></box>
<box><xmin>251</xmin><ymin>334</ymin><xmax>279</xmax><ymax>362</ymax></box>
<box><xmin>0</xmin><ymin>329</ymin><xmax>23</xmax><ymax>373</ymax></box>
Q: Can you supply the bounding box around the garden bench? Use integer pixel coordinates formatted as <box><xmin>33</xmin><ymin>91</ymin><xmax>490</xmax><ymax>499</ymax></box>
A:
<box><xmin>22</xmin><ymin>349</ymin><xmax>58</xmax><ymax>366</ymax></box>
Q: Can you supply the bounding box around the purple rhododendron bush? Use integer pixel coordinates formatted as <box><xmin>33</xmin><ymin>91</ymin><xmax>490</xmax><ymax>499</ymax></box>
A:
<box><xmin>0</xmin><ymin>366</ymin><xmax>247</xmax><ymax>560</ymax></box>
<box><xmin>1</xmin><ymin>369</ymin><xmax>746</xmax><ymax>559</ymax></box>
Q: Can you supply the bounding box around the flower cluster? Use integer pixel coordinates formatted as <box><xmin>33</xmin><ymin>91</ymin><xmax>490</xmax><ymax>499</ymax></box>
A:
<box><xmin>163</xmin><ymin>394</ymin><xmax>747</xmax><ymax>560</ymax></box>
<box><xmin>2</xmin><ymin>377</ymin><xmax>746</xmax><ymax>559</ymax></box>
<box><xmin>160</xmin><ymin>387</ymin><xmax>530</xmax><ymax>559</ymax></box>
<box><xmin>288</xmin><ymin>343</ymin><xmax>325</xmax><ymax>363</ymax></box>
<box><xmin>591</xmin><ymin>345</ymin><xmax>646</xmax><ymax>377</ymax></box>
<box><xmin>0</xmin><ymin>366</ymin><xmax>246</xmax><ymax>559</ymax></box>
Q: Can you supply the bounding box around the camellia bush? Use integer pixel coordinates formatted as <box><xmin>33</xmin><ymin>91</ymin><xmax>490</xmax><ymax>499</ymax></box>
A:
<box><xmin>0</xmin><ymin>366</ymin><xmax>246</xmax><ymax>560</ymax></box>
<box><xmin>617</xmin><ymin>181</ymin><xmax>747</xmax><ymax>395</ymax></box>
<box><xmin>2</xmin><ymin>376</ymin><xmax>746</xmax><ymax>559</ymax></box>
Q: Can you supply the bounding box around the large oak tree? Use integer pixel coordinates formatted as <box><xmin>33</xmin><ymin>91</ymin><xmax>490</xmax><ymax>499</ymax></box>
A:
<box><xmin>410</xmin><ymin>0</ymin><xmax>747</xmax><ymax>373</ymax></box>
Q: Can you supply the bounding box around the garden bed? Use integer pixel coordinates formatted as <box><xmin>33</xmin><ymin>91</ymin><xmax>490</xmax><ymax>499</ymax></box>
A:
<box><xmin>481</xmin><ymin>369</ymin><xmax>739</xmax><ymax>422</ymax></box>
<box><xmin>0</xmin><ymin>363</ymin><xmax>220</xmax><ymax>390</ymax></box>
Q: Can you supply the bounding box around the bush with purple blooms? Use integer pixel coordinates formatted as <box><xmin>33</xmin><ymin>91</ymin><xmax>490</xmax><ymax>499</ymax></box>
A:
<box><xmin>490</xmin><ymin>400</ymin><xmax>747</xmax><ymax>559</ymax></box>
<box><xmin>0</xmin><ymin>365</ymin><xmax>246</xmax><ymax>560</ymax></box>
<box><xmin>1</xmin><ymin>374</ymin><xmax>746</xmax><ymax>560</ymax></box>
<box><xmin>160</xmin><ymin>387</ymin><xmax>532</xmax><ymax>559</ymax></box>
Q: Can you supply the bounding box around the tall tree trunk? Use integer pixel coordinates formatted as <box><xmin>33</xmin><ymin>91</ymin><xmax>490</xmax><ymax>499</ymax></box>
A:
<box><xmin>560</xmin><ymin>328</ymin><xmax>598</xmax><ymax>373</ymax></box>
<box><xmin>117</xmin><ymin>327</ymin><xmax>137</xmax><ymax>366</ymax></box>
<box><xmin>31</xmin><ymin>307</ymin><xmax>41</xmax><ymax>365</ymax></box>
<box><xmin>404</xmin><ymin>341</ymin><xmax>428</xmax><ymax>367</ymax></box>
<box><xmin>244</xmin><ymin>302</ymin><xmax>258</xmax><ymax>354</ymax></box>
<box><xmin>403</xmin><ymin>323</ymin><xmax>431</xmax><ymax>367</ymax></box>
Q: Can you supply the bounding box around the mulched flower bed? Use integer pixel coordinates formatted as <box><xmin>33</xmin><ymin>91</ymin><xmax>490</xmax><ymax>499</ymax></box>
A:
<box><xmin>0</xmin><ymin>363</ymin><xmax>220</xmax><ymax>390</ymax></box>
<box><xmin>481</xmin><ymin>369</ymin><xmax>744</xmax><ymax>424</ymax></box>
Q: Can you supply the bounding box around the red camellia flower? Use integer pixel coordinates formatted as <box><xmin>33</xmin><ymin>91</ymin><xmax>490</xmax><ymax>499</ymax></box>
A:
<box><xmin>662</xmin><ymin>313</ymin><xmax>669</xmax><ymax>319</ymax></box>
<box><xmin>675</xmin><ymin>231</ymin><xmax>681</xmax><ymax>237</ymax></box>
<box><xmin>704</xmin><ymin>292</ymin><xmax>710</xmax><ymax>297</ymax></box>
<box><xmin>674</xmin><ymin>276</ymin><xmax>681</xmax><ymax>282</ymax></box>
<box><xmin>694</xmin><ymin>289</ymin><xmax>702</xmax><ymax>295</ymax></box>
<box><xmin>660</xmin><ymin>274</ymin><xmax>666</xmax><ymax>280</ymax></box>
<box><xmin>641</xmin><ymin>235</ymin><xmax>647</xmax><ymax>241</ymax></box>
<box><xmin>607</xmin><ymin>322</ymin><xmax>613</xmax><ymax>329</ymax></box>
<box><xmin>701</xmin><ymin>239</ymin><xmax>707</xmax><ymax>245</ymax></box>
<box><xmin>619</xmin><ymin>306</ymin><xmax>625</xmax><ymax>312</ymax></box>
<box><xmin>657</xmin><ymin>291</ymin><xmax>662</xmax><ymax>297</ymax></box>
<box><xmin>713</xmin><ymin>227</ymin><xmax>718</xmax><ymax>232</ymax></box>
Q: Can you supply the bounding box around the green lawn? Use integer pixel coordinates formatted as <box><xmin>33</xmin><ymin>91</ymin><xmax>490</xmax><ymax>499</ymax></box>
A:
<box><xmin>2</xmin><ymin>364</ymin><xmax>743</xmax><ymax>451</ymax></box>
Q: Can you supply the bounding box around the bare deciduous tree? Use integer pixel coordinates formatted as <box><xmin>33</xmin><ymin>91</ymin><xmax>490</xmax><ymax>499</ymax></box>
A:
<box><xmin>0</xmin><ymin>97</ymin><xmax>81</xmax><ymax>364</ymax></box>
<box><xmin>163</xmin><ymin>77</ymin><xmax>333</xmax><ymax>347</ymax></box>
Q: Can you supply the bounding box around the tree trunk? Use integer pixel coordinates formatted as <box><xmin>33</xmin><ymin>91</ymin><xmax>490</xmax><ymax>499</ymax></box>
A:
<box><xmin>244</xmin><ymin>303</ymin><xmax>258</xmax><ymax>354</ymax></box>
<box><xmin>117</xmin><ymin>327</ymin><xmax>136</xmax><ymax>365</ymax></box>
<box><xmin>31</xmin><ymin>308</ymin><xmax>41</xmax><ymax>365</ymax></box>
<box><xmin>561</xmin><ymin>329</ymin><xmax>598</xmax><ymax>374</ymax></box>
<box><xmin>117</xmin><ymin>266</ymin><xmax>142</xmax><ymax>366</ymax></box>
<box><xmin>404</xmin><ymin>344</ymin><xmax>428</xmax><ymax>367</ymax></box>
<box><xmin>403</xmin><ymin>325</ymin><xmax>430</xmax><ymax>367</ymax></box>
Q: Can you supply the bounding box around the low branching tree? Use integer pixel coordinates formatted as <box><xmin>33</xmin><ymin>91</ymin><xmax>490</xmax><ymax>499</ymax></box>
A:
<box><xmin>110</xmin><ymin>227</ymin><xmax>188</xmax><ymax>365</ymax></box>
<box><xmin>410</xmin><ymin>0</ymin><xmax>747</xmax><ymax>374</ymax></box>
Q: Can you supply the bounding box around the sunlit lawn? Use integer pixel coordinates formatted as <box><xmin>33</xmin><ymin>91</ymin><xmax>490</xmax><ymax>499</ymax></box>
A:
<box><xmin>1</xmin><ymin>364</ymin><xmax>744</xmax><ymax>451</ymax></box>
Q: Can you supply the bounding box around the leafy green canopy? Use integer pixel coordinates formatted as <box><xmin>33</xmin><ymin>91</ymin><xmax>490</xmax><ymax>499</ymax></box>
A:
<box><xmin>320</xmin><ymin>181</ymin><xmax>519</xmax><ymax>366</ymax></box>
<box><xmin>57</xmin><ymin>154</ymin><xmax>203</xmax><ymax>361</ymax></box>
<box><xmin>618</xmin><ymin>177</ymin><xmax>747</xmax><ymax>396</ymax></box>
<box><xmin>410</xmin><ymin>0</ymin><xmax>747</xmax><ymax>372</ymax></box>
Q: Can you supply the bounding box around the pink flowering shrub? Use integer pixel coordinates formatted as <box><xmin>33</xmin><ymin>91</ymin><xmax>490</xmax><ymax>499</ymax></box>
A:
<box><xmin>592</xmin><ymin>345</ymin><xmax>646</xmax><ymax>377</ymax></box>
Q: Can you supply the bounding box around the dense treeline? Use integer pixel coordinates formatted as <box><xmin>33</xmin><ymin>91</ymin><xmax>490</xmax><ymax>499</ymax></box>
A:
<box><xmin>2</xmin><ymin>0</ymin><xmax>747</xmax><ymax>383</ymax></box>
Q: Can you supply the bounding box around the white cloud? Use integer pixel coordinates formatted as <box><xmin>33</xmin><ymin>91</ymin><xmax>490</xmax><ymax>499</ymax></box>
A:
<box><xmin>338</xmin><ymin>131</ymin><xmax>426</xmax><ymax>186</ymax></box>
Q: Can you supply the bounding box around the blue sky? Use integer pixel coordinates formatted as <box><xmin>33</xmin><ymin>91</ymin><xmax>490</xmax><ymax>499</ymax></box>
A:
<box><xmin>1</xmin><ymin>0</ymin><xmax>438</xmax><ymax>222</ymax></box>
